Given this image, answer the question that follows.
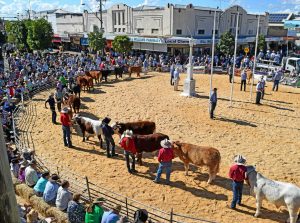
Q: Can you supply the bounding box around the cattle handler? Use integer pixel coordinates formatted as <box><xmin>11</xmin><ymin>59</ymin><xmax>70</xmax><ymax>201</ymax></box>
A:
<box><xmin>119</xmin><ymin>130</ymin><xmax>137</xmax><ymax>174</ymax></box>
<box><xmin>60</xmin><ymin>107</ymin><xmax>73</xmax><ymax>148</ymax></box>
<box><xmin>45</xmin><ymin>93</ymin><xmax>57</xmax><ymax>124</ymax></box>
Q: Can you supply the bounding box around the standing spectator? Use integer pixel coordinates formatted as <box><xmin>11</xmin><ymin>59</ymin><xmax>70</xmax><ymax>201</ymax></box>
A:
<box><xmin>45</xmin><ymin>93</ymin><xmax>57</xmax><ymax>124</ymax></box>
<box><xmin>101</xmin><ymin>117</ymin><xmax>117</xmax><ymax>158</ymax></box>
<box><xmin>33</xmin><ymin>171</ymin><xmax>50</xmax><ymax>197</ymax></box>
<box><xmin>209</xmin><ymin>88</ymin><xmax>218</xmax><ymax>119</ymax></box>
<box><xmin>43</xmin><ymin>174</ymin><xmax>60</xmax><ymax>205</ymax></box>
<box><xmin>240</xmin><ymin>69</ymin><xmax>247</xmax><ymax>91</ymax></box>
<box><xmin>25</xmin><ymin>160</ymin><xmax>39</xmax><ymax>187</ymax></box>
<box><xmin>101</xmin><ymin>205</ymin><xmax>121</xmax><ymax>223</ymax></box>
<box><xmin>256</xmin><ymin>80</ymin><xmax>264</xmax><ymax>105</ymax></box>
<box><xmin>228</xmin><ymin>65</ymin><xmax>233</xmax><ymax>83</ymax></box>
<box><xmin>228</xmin><ymin>155</ymin><xmax>247</xmax><ymax>209</ymax></box>
<box><xmin>56</xmin><ymin>180</ymin><xmax>73</xmax><ymax>211</ymax></box>
<box><xmin>67</xmin><ymin>194</ymin><xmax>85</xmax><ymax>223</ymax></box>
<box><xmin>60</xmin><ymin>107</ymin><xmax>72</xmax><ymax>148</ymax></box>
<box><xmin>59</xmin><ymin>75</ymin><xmax>67</xmax><ymax>89</ymax></box>
<box><xmin>170</xmin><ymin>63</ymin><xmax>175</xmax><ymax>86</ymax></box>
<box><xmin>85</xmin><ymin>197</ymin><xmax>105</xmax><ymax>223</ymax></box>
<box><xmin>272</xmin><ymin>69</ymin><xmax>282</xmax><ymax>91</ymax></box>
<box><xmin>143</xmin><ymin>59</ymin><xmax>148</xmax><ymax>75</ymax></box>
<box><xmin>153</xmin><ymin>139</ymin><xmax>174</xmax><ymax>185</ymax></box>
<box><xmin>173</xmin><ymin>68</ymin><xmax>180</xmax><ymax>91</ymax></box>
<box><xmin>119</xmin><ymin>130</ymin><xmax>137</xmax><ymax>174</ymax></box>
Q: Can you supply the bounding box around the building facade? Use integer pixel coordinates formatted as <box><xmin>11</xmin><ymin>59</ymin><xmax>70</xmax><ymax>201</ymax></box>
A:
<box><xmin>30</xmin><ymin>4</ymin><xmax>270</xmax><ymax>54</ymax></box>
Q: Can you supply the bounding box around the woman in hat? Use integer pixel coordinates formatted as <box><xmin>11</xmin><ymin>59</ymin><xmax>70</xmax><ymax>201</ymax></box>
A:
<box><xmin>153</xmin><ymin>139</ymin><xmax>174</xmax><ymax>185</ymax></box>
<box><xmin>85</xmin><ymin>198</ymin><xmax>105</xmax><ymax>223</ymax></box>
<box><xmin>228</xmin><ymin>155</ymin><xmax>247</xmax><ymax>209</ymax></box>
<box><xmin>119</xmin><ymin>130</ymin><xmax>137</xmax><ymax>174</ymax></box>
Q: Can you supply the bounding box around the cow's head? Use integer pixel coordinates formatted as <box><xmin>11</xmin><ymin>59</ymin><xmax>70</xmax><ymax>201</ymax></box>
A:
<box><xmin>172</xmin><ymin>141</ymin><xmax>188</xmax><ymax>161</ymax></box>
<box><xmin>111</xmin><ymin>122</ymin><xmax>122</xmax><ymax>135</ymax></box>
<box><xmin>72</xmin><ymin>114</ymin><xmax>81</xmax><ymax>125</ymax></box>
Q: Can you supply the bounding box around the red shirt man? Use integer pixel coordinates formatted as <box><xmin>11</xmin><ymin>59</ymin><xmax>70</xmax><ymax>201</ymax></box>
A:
<box><xmin>60</xmin><ymin>112</ymin><xmax>71</xmax><ymax>127</ymax></box>
<box><xmin>157</xmin><ymin>147</ymin><xmax>174</xmax><ymax>163</ymax></box>
<box><xmin>119</xmin><ymin>137</ymin><xmax>136</xmax><ymax>154</ymax></box>
<box><xmin>229</xmin><ymin>164</ymin><xmax>247</xmax><ymax>182</ymax></box>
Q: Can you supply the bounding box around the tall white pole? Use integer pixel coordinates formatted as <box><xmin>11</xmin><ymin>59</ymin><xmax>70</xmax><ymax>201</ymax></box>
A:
<box><xmin>188</xmin><ymin>39</ymin><xmax>193</xmax><ymax>80</ymax></box>
<box><xmin>209</xmin><ymin>10</ymin><xmax>217</xmax><ymax>99</ymax></box>
<box><xmin>250</xmin><ymin>15</ymin><xmax>260</xmax><ymax>101</ymax></box>
<box><xmin>229</xmin><ymin>12</ymin><xmax>239</xmax><ymax>106</ymax></box>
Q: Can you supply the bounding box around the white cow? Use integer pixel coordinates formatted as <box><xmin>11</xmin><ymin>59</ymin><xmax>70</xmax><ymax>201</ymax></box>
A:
<box><xmin>246</xmin><ymin>166</ymin><xmax>300</xmax><ymax>223</ymax></box>
<box><xmin>72</xmin><ymin>114</ymin><xmax>105</xmax><ymax>148</ymax></box>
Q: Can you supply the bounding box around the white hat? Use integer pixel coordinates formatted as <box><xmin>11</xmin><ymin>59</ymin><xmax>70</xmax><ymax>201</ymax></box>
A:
<box><xmin>61</xmin><ymin>107</ymin><xmax>69</xmax><ymax>113</ymax></box>
<box><xmin>123</xmin><ymin>130</ymin><xmax>133</xmax><ymax>138</ymax></box>
<box><xmin>234</xmin><ymin>155</ymin><xmax>246</xmax><ymax>165</ymax></box>
<box><xmin>160</xmin><ymin>139</ymin><xmax>172</xmax><ymax>149</ymax></box>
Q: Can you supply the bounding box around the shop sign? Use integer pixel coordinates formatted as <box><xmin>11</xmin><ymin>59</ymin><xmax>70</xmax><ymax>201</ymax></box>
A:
<box><xmin>165</xmin><ymin>38</ymin><xmax>190</xmax><ymax>44</ymax></box>
<box><xmin>129</xmin><ymin>36</ymin><xmax>164</xmax><ymax>44</ymax></box>
<box><xmin>80</xmin><ymin>38</ymin><xmax>89</xmax><ymax>46</ymax></box>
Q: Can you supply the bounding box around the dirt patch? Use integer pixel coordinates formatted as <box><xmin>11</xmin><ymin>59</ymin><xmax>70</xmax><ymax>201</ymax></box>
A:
<box><xmin>29</xmin><ymin>72</ymin><xmax>300</xmax><ymax>223</ymax></box>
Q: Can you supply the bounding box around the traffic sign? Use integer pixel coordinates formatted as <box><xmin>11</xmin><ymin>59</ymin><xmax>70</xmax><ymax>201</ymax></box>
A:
<box><xmin>244</xmin><ymin>47</ymin><xmax>249</xmax><ymax>53</ymax></box>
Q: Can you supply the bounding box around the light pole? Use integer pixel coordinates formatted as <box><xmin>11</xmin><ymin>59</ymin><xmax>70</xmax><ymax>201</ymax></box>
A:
<box><xmin>209</xmin><ymin>10</ymin><xmax>217</xmax><ymax>99</ymax></box>
<box><xmin>82</xmin><ymin>0</ymin><xmax>105</xmax><ymax>33</ymax></box>
<box><xmin>250</xmin><ymin>15</ymin><xmax>260</xmax><ymax>102</ymax></box>
<box><xmin>229</xmin><ymin>11</ymin><xmax>240</xmax><ymax>107</ymax></box>
<box><xmin>181</xmin><ymin>38</ymin><xmax>196</xmax><ymax>97</ymax></box>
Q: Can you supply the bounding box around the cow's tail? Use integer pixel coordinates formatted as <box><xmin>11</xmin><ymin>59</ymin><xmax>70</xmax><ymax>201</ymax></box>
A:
<box><xmin>153</xmin><ymin>122</ymin><xmax>156</xmax><ymax>133</ymax></box>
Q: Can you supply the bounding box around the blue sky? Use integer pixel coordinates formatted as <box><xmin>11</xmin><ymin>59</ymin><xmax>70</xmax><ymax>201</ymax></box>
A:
<box><xmin>0</xmin><ymin>0</ymin><xmax>299</xmax><ymax>18</ymax></box>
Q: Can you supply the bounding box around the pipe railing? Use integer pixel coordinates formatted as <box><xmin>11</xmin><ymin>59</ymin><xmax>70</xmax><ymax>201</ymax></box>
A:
<box><xmin>11</xmin><ymin>77</ymin><xmax>216</xmax><ymax>223</ymax></box>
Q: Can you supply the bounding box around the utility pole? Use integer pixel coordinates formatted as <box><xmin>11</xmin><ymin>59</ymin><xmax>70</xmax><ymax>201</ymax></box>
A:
<box><xmin>99</xmin><ymin>0</ymin><xmax>103</xmax><ymax>32</ymax></box>
<box><xmin>0</xmin><ymin>120</ymin><xmax>19</xmax><ymax>223</ymax></box>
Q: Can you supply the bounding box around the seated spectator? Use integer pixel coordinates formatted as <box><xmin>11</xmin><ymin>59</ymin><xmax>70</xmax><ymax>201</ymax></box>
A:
<box><xmin>18</xmin><ymin>164</ymin><xmax>26</xmax><ymax>183</ymax></box>
<box><xmin>10</xmin><ymin>158</ymin><xmax>20</xmax><ymax>178</ymax></box>
<box><xmin>25</xmin><ymin>160</ymin><xmax>39</xmax><ymax>187</ymax></box>
<box><xmin>43</xmin><ymin>174</ymin><xmax>60</xmax><ymax>205</ymax></box>
<box><xmin>101</xmin><ymin>204</ymin><xmax>121</xmax><ymax>223</ymax></box>
<box><xmin>85</xmin><ymin>197</ymin><xmax>105</xmax><ymax>223</ymax></box>
<box><xmin>56</xmin><ymin>180</ymin><xmax>73</xmax><ymax>211</ymax></box>
<box><xmin>67</xmin><ymin>193</ymin><xmax>85</xmax><ymax>223</ymax></box>
<box><xmin>133</xmin><ymin>209</ymin><xmax>148</xmax><ymax>223</ymax></box>
<box><xmin>33</xmin><ymin>171</ymin><xmax>50</xmax><ymax>197</ymax></box>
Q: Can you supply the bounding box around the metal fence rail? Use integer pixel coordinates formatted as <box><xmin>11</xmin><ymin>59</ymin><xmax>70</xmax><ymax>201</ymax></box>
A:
<box><xmin>12</xmin><ymin>79</ymin><xmax>217</xmax><ymax>223</ymax></box>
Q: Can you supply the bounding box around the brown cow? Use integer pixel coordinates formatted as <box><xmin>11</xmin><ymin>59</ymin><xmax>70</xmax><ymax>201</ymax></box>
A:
<box><xmin>234</xmin><ymin>68</ymin><xmax>253</xmax><ymax>84</ymax></box>
<box><xmin>77</xmin><ymin>76</ymin><xmax>94</xmax><ymax>92</ymax></box>
<box><xmin>129</xmin><ymin>133</ymin><xmax>169</xmax><ymax>165</ymax></box>
<box><xmin>172</xmin><ymin>141</ymin><xmax>221</xmax><ymax>184</ymax></box>
<box><xmin>128</xmin><ymin>66</ymin><xmax>142</xmax><ymax>78</ymax></box>
<box><xmin>63</xmin><ymin>94</ymin><xmax>81</xmax><ymax>113</ymax></box>
<box><xmin>86</xmin><ymin>70</ymin><xmax>101</xmax><ymax>84</ymax></box>
<box><xmin>112</xmin><ymin>121</ymin><xmax>156</xmax><ymax>137</ymax></box>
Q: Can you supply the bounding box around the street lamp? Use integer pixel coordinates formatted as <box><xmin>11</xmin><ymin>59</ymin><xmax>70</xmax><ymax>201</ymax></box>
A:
<box><xmin>181</xmin><ymin>38</ymin><xmax>196</xmax><ymax>97</ymax></box>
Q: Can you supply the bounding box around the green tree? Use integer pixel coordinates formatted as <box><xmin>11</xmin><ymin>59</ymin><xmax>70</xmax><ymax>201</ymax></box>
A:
<box><xmin>0</xmin><ymin>31</ymin><xmax>6</xmax><ymax>44</ymax></box>
<box><xmin>112</xmin><ymin>35</ymin><xmax>133</xmax><ymax>55</ymax></box>
<box><xmin>217</xmin><ymin>31</ymin><xmax>234</xmax><ymax>56</ymax></box>
<box><xmin>257</xmin><ymin>34</ymin><xmax>266</xmax><ymax>51</ymax></box>
<box><xmin>5</xmin><ymin>21</ymin><xmax>28</xmax><ymax>50</ymax></box>
<box><xmin>27</xmin><ymin>18</ymin><xmax>53</xmax><ymax>50</ymax></box>
<box><xmin>88</xmin><ymin>30</ymin><xmax>106</xmax><ymax>53</ymax></box>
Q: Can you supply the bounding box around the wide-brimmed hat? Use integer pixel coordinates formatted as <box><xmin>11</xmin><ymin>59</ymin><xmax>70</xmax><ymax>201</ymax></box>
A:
<box><xmin>112</xmin><ymin>204</ymin><xmax>121</xmax><ymax>212</ymax></box>
<box><xmin>160</xmin><ymin>139</ymin><xmax>172</xmax><ymax>149</ymax></box>
<box><xmin>61</xmin><ymin>107</ymin><xmax>69</xmax><ymax>113</ymax></box>
<box><xmin>123</xmin><ymin>130</ymin><xmax>133</xmax><ymax>138</ymax></box>
<box><xmin>234</xmin><ymin>155</ymin><xmax>246</xmax><ymax>165</ymax></box>
<box><xmin>93</xmin><ymin>197</ymin><xmax>105</xmax><ymax>204</ymax></box>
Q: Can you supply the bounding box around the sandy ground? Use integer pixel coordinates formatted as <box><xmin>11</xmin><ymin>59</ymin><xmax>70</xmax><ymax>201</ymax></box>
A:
<box><xmin>27</xmin><ymin>72</ymin><xmax>300</xmax><ymax>223</ymax></box>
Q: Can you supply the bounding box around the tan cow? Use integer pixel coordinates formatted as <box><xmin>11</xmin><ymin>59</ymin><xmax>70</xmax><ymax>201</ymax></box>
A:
<box><xmin>172</xmin><ymin>141</ymin><xmax>221</xmax><ymax>184</ymax></box>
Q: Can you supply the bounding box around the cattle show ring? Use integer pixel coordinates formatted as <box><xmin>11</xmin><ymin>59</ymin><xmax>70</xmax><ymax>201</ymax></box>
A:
<box><xmin>20</xmin><ymin>69</ymin><xmax>300</xmax><ymax>223</ymax></box>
